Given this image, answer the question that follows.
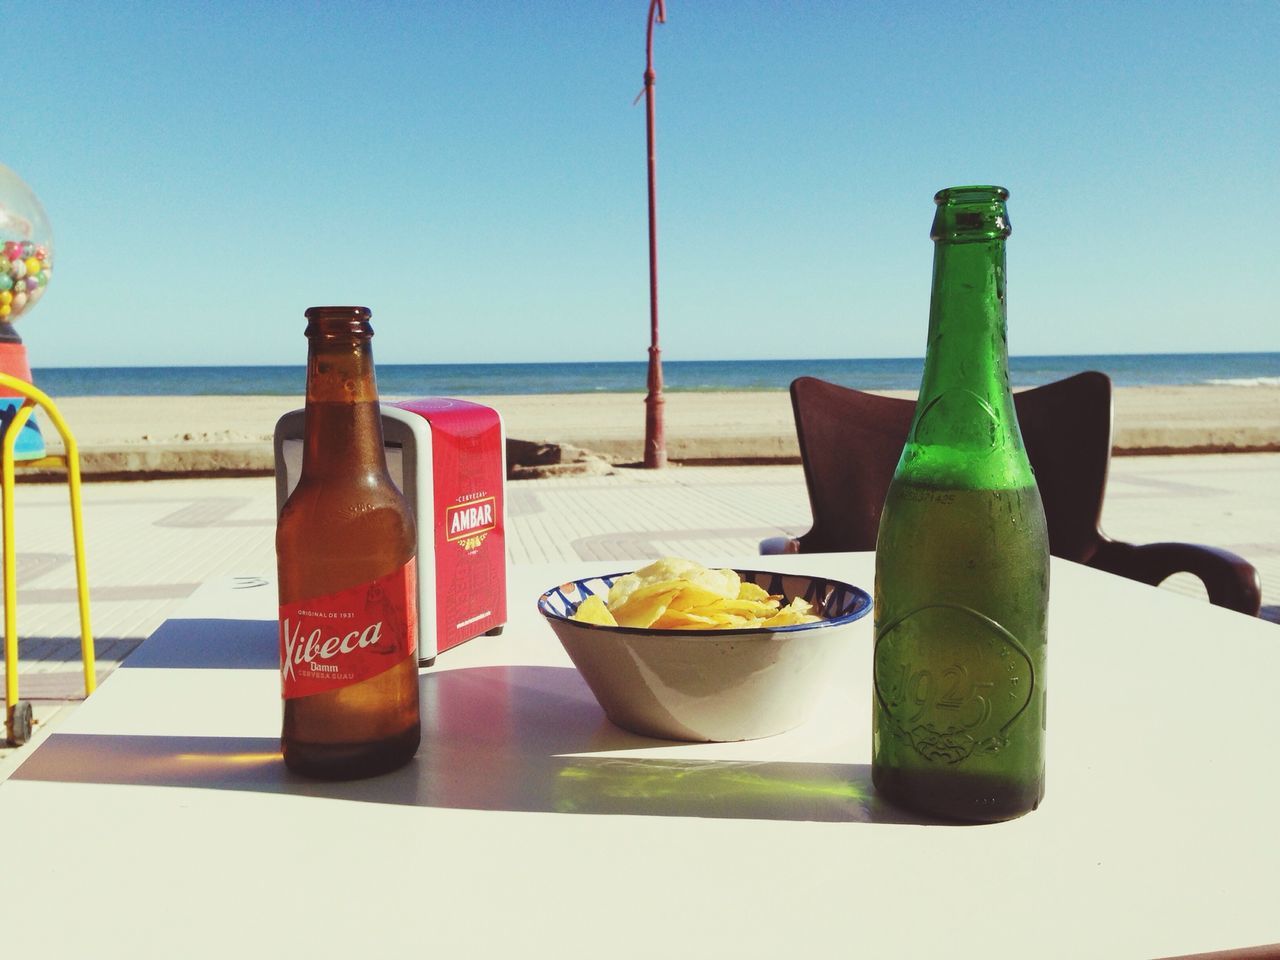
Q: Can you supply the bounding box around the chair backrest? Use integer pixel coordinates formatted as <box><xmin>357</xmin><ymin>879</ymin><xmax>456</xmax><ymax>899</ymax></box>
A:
<box><xmin>790</xmin><ymin>371</ymin><xmax>1114</xmax><ymax>564</ymax></box>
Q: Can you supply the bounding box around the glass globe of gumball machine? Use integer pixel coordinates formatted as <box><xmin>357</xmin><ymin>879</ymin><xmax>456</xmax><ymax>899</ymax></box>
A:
<box><xmin>0</xmin><ymin>163</ymin><xmax>52</xmax><ymax>460</ymax></box>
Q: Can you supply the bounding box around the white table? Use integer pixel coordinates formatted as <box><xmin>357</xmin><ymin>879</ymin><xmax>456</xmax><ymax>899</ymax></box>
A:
<box><xmin>1</xmin><ymin>554</ymin><xmax>1277</xmax><ymax>959</ymax></box>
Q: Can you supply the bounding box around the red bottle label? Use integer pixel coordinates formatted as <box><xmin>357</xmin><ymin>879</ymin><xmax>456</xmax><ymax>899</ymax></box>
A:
<box><xmin>278</xmin><ymin>559</ymin><xmax>418</xmax><ymax>700</ymax></box>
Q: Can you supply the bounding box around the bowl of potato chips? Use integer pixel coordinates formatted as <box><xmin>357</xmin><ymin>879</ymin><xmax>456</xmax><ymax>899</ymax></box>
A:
<box><xmin>538</xmin><ymin>557</ymin><xmax>871</xmax><ymax>742</ymax></box>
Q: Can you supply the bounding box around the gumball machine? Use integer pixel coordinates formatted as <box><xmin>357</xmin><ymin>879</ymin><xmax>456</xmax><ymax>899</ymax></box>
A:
<box><xmin>0</xmin><ymin>163</ymin><xmax>52</xmax><ymax>460</ymax></box>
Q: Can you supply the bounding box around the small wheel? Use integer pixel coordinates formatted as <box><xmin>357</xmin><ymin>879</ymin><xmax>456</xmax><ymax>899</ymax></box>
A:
<box><xmin>484</xmin><ymin>625</ymin><xmax>505</xmax><ymax>637</ymax></box>
<box><xmin>5</xmin><ymin>700</ymin><xmax>33</xmax><ymax>746</ymax></box>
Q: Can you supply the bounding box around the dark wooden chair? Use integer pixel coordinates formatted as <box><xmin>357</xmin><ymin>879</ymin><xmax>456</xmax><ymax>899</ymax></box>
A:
<box><xmin>761</xmin><ymin>372</ymin><xmax>1263</xmax><ymax>617</ymax></box>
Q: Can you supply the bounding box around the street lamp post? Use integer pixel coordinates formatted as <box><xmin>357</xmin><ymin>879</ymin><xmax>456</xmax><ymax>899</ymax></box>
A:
<box><xmin>641</xmin><ymin>0</ymin><xmax>667</xmax><ymax>469</ymax></box>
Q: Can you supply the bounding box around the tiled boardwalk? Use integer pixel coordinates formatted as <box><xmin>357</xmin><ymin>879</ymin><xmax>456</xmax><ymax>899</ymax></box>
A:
<box><xmin>3</xmin><ymin>454</ymin><xmax>1277</xmax><ymax>771</ymax></box>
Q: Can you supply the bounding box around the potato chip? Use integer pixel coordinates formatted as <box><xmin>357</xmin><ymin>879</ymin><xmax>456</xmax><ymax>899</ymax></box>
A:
<box><xmin>625</xmin><ymin>579</ymin><xmax>690</xmax><ymax>604</ymax></box>
<box><xmin>572</xmin><ymin>594</ymin><xmax>617</xmax><ymax>626</ymax></box>
<box><xmin>609</xmin><ymin>557</ymin><xmax>740</xmax><ymax>609</ymax></box>
<box><xmin>586</xmin><ymin>558</ymin><xmax>825</xmax><ymax>631</ymax></box>
<box><xmin>705</xmin><ymin>612</ymin><xmax>762</xmax><ymax>628</ymax></box>
<box><xmin>690</xmin><ymin>566</ymin><xmax>740</xmax><ymax>601</ymax></box>
<box><xmin>611</xmin><ymin>579</ymin><xmax>696</xmax><ymax>625</ymax></box>
<box><xmin>688</xmin><ymin>597</ymin><xmax>781</xmax><ymax>618</ymax></box>
<box><xmin>606</xmin><ymin>572</ymin><xmax>643</xmax><ymax>609</ymax></box>
<box><xmin>671</xmin><ymin>581</ymin><xmax>733</xmax><ymax>609</ymax></box>
<box><xmin>789</xmin><ymin>597</ymin><xmax>815</xmax><ymax>617</ymax></box>
<box><xmin>612</xmin><ymin>587</ymin><xmax>682</xmax><ymax>628</ymax></box>
<box><xmin>762</xmin><ymin>596</ymin><xmax>821</xmax><ymax>627</ymax></box>
<box><xmin>637</xmin><ymin>557</ymin><xmax>698</xmax><ymax>579</ymax></box>
<box><xmin>761</xmin><ymin>608</ymin><xmax>807</xmax><ymax>627</ymax></box>
<box><xmin>651</xmin><ymin>608</ymin><xmax>719</xmax><ymax>629</ymax></box>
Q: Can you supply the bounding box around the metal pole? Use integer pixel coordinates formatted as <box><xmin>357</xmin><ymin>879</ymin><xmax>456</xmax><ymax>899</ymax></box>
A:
<box><xmin>642</xmin><ymin>0</ymin><xmax>667</xmax><ymax>468</ymax></box>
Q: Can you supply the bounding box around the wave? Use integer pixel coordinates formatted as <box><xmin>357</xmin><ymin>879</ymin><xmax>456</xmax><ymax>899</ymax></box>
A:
<box><xmin>1204</xmin><ymin>377</ymin><xmax>1280</xmax><ymax>387</ymax></box>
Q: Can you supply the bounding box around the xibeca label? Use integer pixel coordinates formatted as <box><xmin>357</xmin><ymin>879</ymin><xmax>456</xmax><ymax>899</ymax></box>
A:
<box><xmin>279</xmin><ymin>559</ymin><xmax>418</xmax><ymax>699</ymax></box>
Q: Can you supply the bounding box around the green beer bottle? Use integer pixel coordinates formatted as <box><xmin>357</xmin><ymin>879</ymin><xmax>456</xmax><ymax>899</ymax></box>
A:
<box><xmin>871</xmin><ymin>185</ymin><xmax>1049</xmax><ymax>822</ymax></box>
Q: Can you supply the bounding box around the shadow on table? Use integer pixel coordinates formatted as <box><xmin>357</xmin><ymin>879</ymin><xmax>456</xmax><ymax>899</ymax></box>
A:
<box><xmin>122</xmin><ymin>617</ymin><xmax>281</xmax><ymax>669</ymax></box>
<box><xmin>14</xmin><ymin>660</ymin><xmax>946</xmax><ymax>825</ymax></box>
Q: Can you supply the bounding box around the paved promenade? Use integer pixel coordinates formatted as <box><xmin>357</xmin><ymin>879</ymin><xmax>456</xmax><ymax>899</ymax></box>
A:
<box><xmin>2</xmin><ymin>453</ymin><xmax>1277</xmax><ymax>774</ymax></box>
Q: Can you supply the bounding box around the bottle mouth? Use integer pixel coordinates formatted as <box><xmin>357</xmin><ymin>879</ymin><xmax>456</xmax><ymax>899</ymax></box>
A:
<box><xmin>934</xmin><ymin>185</ymin><xmax>1008</xmax><ymax>205</ymax></box>
<box><xmin>931</xmin><ymin>185</ymin><xmax>1011</xmax><ymax>242</ymax></box>
<box><xmin>304</xmin><ymin>305</ymin><xmax>373</xmax><ymax>338</ymax></box>
<box><xmin>305</xmin><ymin>306</ymin><xmax>371</xmax><ymax>322</ymax></box>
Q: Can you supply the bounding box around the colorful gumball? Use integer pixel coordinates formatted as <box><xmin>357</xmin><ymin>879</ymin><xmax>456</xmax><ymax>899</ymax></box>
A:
<box><xmin>0</xmin><ymin>163</ymin><xmax>53</xmax><ymax>323</ymax></box>
<box><xmin>0</xmin><ymin>164</ymin><xmax>52</xmax><ymax>459</ymax></box>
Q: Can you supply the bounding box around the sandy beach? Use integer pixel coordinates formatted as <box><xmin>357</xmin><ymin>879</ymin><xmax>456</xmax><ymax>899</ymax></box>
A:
<box><xmin>28</xmin><ymin>384</ymin><xmax>1280</xmax><ymax>478</ymax></box>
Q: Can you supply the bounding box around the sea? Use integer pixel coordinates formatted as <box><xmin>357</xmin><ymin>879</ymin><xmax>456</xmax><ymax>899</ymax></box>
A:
<box><xmin>29</xmin><ymin>352</ymin><xmax>1280</xmax><ymax>398</ymax></box>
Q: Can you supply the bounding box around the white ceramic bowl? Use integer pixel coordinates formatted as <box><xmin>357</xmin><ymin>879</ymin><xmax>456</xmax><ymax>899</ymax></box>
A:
<box><xmin>538</xmin><ymin>569</ymin><xmax>871</xmax><ymax>742</ymax></box>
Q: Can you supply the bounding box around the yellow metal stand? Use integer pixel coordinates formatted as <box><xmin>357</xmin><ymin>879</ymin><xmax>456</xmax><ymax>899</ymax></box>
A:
<box><xmin>1</xmin><ymin>372</ymin><xmax>94</xmax><ymax>745</ymax></box>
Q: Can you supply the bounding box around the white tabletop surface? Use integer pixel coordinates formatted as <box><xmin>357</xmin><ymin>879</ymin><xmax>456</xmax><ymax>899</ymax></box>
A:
<box><xmin>1</xmin><ymin>553</ymin><xmax>1277</xmax><ymax>959</ymax></box>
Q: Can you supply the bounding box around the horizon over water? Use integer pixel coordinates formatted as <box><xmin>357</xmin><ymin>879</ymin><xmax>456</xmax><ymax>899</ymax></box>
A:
<box><xmin>30</xmin><ymin>352</ymin><xmax>1280</xmax><ymax>397</ymax></box>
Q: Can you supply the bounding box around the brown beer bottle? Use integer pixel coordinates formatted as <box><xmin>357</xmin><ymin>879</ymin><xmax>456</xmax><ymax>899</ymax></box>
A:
<box><xmin>276</xmin><ymin>305</ymin><xmax>421</xmax><ymax>779</ymax></box>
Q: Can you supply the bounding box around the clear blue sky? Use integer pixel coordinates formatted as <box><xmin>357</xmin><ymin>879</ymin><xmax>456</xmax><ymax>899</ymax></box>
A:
<box><xmin>7</xmin><ymin>0</ymin><xmax>1277</xmax><ymax>368</ymax></box>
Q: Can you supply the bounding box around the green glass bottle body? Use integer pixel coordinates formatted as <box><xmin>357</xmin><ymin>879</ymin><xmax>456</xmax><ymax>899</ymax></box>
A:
<box><xmin>871</xmin><ymin>186</ymin><xmax>1049</xmax><ymax>822</ymax></box>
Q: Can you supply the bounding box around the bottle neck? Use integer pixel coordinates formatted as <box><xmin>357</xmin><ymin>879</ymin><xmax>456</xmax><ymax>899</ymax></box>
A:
<box><xmin>901</xmin><ymin>187</ymin><xmax>1032</xmax><ymax>490</ymax></box>
<box><xmin>917</xmin><ymin>237</ymin><xmax>1013</xmax><ymax>412</ymax></box>
<box><xmin>300</xmin><ymin>314</ymin><xmax>389</xmax><ymax>481</ymax></box>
